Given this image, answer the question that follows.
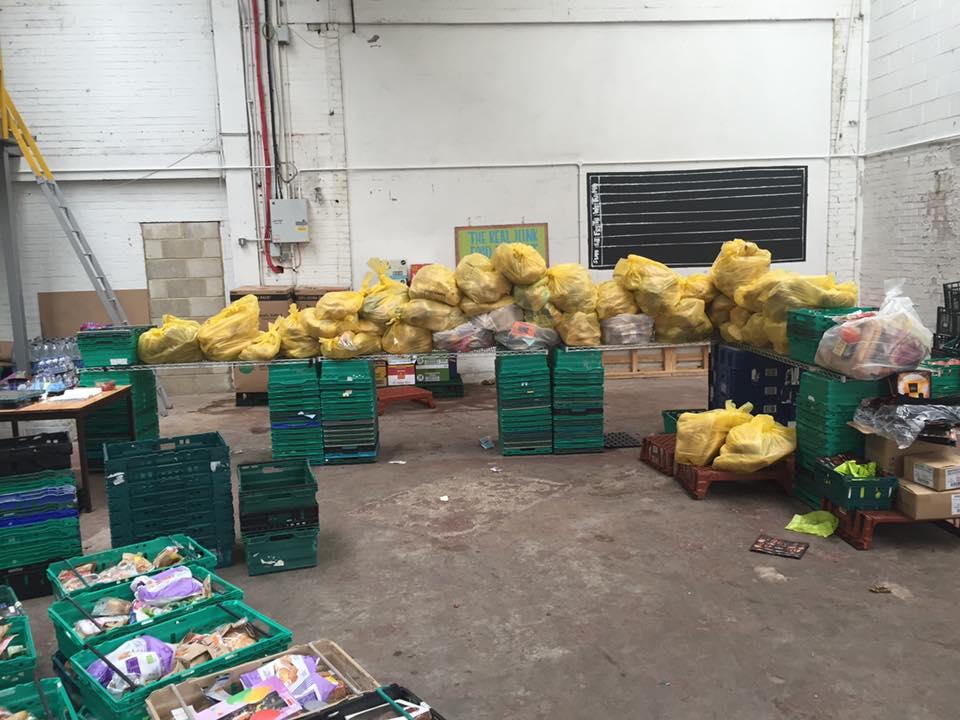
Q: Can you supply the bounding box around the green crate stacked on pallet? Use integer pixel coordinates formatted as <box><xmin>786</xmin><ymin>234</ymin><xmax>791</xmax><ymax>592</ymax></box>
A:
<box><xmin>795</xmin><ymin>373</ymin><xmax>886</xmax><ymax>472</ymax></box>
<box><xmin>320</xmin><ymin>360</ymin><xmax>379</xmax><ymax>465</ymax></box>
<box><xmin>78</xmin><ymin>368</ymin><xmax>159</xmax><ymax>470</ymax></box>
<box><xmin>0</xmin><ymin>678</ymin><xmax>79</xmax><ymax>720</ymax></box>
<box><xmin>69</xmin><ymin>600</ymin><xmax>292</xmax><ymax>720</ymax></box>
<box><xmin>0</xmin><ymin>614</ymin><xmax>36</xmax><ymax>689</ymax></box>
<box><xmin>496</xmin><ymin>354</ymin><xmax>552</xmax><ymax>456</ymax></box>
<box><xmin>786</xmin><ymin>307</ymin><xmax>875</xmax><ymax>365</ymax></box>
<box><xmin>238</xmin><ymin>459</ymin><xmax>319</xmax><ymax>576</ymax></box>
<box><xmin>551</xmin><ymin>349</ymin><xmax>605</xmax><ymax>454</ymax></box>
<box><xmin>268</xmin><ymin>362</ymin><xmax>324</xmax><ymax>464</ymax></box>
<box><xmin>102</xmin><ymin>434</ymin><xmax>234</xmax><ymax>566</ymax></box>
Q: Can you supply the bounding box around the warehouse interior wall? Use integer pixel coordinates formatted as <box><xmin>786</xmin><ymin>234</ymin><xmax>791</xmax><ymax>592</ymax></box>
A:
<box><xmin>860</xmin><ymin>0</ymin><xmax>960</xmax><ymax>326</ymax></box>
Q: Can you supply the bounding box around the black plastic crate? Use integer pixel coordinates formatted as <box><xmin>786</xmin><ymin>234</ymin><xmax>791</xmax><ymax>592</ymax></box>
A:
<box><xmin>0</xmin><ymin>432</ymin><xmax>72</xmax><ymax>478</ymax></box>
<box><xmin>945</xmin><ymin>280</ymin><xmax>960</xmax><ymax>311</ymax></box>
<box><xmin>305</xmin><ymin>684</ymin><xmax>448</xmax><ymax>720</ymax></box>
<box><xmin>0</xmin><ymin>562</ymin><xmax>53</xmax><ymax>600</ymax></box>
<box><xmin>240</xmin><ymin>505</ymin><xmax>319</xmax><ymax>536</ymax></box>
<box><xmin>937</xmin><ymin>307</ymin><xmax>960</xmax><ymax>336</ymax></box>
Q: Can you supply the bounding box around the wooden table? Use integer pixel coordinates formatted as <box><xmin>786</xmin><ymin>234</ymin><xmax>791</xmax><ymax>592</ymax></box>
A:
<box><xmin>0</xmin><ymin>386</ymin><xmax>134</xmax><ymax>513</ymax></box>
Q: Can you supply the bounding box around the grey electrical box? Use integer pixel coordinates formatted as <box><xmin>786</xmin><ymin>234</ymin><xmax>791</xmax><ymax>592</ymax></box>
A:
<box><xmin>270</xmin><ymin>199</ymin><xmax>310</xmax><ymax>243</ymax></box>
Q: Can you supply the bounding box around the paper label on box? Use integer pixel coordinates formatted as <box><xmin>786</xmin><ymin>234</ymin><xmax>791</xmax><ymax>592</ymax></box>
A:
<box><xmin>913</xmin><ymin>464</ymin><xmax>936</xmax><ymax>489</ymax></box>
<box><xmin>109</xmin><ymin>358</ymin><xmax>129</xmax><ymax>366</ymax></box>
<box><xmin>947</xmin><ymin>468</ymin><xmax>960</xmax><ymax>490</ymax></box>
<box><xmin>953</xmin><ymin>494</ymin><xmax>960</xmax><ymax>516</ymax></box>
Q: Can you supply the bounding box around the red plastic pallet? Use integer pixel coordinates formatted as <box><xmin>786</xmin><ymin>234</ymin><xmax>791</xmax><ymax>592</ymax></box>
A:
<box><xmin>376</xmin><ymin>386</ymin><xmax>436</xmax><ymax>415</ymax></box>
<box><xmin>640</xmin><ymin>433</ymin><xmax>676</xmax><ymax>476</ymax></box>
<box><xmin>821</xmin><ymin>499</ymin><xmax>960</xmax><ymax>551</ymax></box>
<box><xmin>675</xmin><ymin>456</ymin><xmax>795</xmax><ymax>500</ymax></box>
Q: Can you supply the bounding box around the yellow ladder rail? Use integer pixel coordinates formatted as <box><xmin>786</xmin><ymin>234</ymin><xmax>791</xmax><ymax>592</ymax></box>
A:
<box><xmin>1</xmin><ymin>88</ymin><xmax>54</xmax><ymax>181</ymax></box>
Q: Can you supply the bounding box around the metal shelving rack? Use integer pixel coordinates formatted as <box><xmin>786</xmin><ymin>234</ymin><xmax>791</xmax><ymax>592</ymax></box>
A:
<box><xmin>727</xmin><ymin>342</ymin><xmax>850</xmax><ymax>382</ymax></box>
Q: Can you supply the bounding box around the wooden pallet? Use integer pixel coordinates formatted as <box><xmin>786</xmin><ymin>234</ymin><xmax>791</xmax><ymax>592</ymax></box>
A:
<box><xmin>675</xmin><ymin>457</ymin><xmax>795</xmax><ymax>500</ymax></box>
<box><xmin>603</xmin><ymin>343</ymin><xmax>709</xmax><ymax>379</ymax></box>
<box><xmin>821</xmin><ymin>499</ymin><xmax>960</xmax><ymax>550</ymax></box>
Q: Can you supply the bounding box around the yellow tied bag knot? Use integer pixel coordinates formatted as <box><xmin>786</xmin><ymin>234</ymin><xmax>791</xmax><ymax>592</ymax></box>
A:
<box><xmin>361</xmin><ymin>258</ymin><xmax>409</xmax><ymax>324</ymax></box>
<box><xmin>409</xmin><ymin>264</ymin><xmax>461</xmax><ymax>306</ymax></box>
<box><xmin>613</xmin><ymin>255</ymin><xmax>682</xmax><ymax>316</ymax></box>
<box><xmin>400</xmin><ymin>299</ymin><xmax>467</xmax><ymax>331</ymax></box>
<box><xmin>278</xmin><ymin>305</ymin><xmax>322</xmax><ymax>358</ymax></box>
<box><xmin>239</xmin><ymin>320</ymin><xmax>281</xmax><ymax>361</ymax></box>
<box><xmin>710</xmin><ymin>238</ymin><xmax>772</xmax><ymax>299</ymax></box>
<box><xmin>138</xmin><ymin>315</ymin><xmax>203</xmax><ymax>364</ymax></box>
<box><xmin>491</xmin><ymin>243</ymin><xmax>547</xmax><ymax>285</ymax></box>
<box><xmin>197</xmin><ymin>294</ymin><xmax>260</xmax><ymax>360</ymax></box>
<box><xmin>675</xmin><ymin>401</ymin><xmax>754</xmax><ymax>467</ymax></box>
<box><xmin>546</xmin><ymin>264</ymin><xmax>597</xmax><ymax>314</ymax></box>
<box><xmin>316</xmin><ymin>290</ymin><xmax>364</xmax><ymax>320</ymax></box>
<box><xmin>455</xmin><ymin>253</ymin><xmax>511</xmax><ymax>304</ymax></box>
<box><xmin>712</xmin><ymin>414</ymin><xmax>797</xmax><ymax>473</ymax></box>
<box><xmin>654</xmin><ymin>298</ymin><xmax>712</xmax><ymax>343</ymax></box>
<box><xmin>595</xmin><ymin>280</ymin><xmax>638</xmax><ymax>320</ymax></box>
<box><xmin>556</xmin><ymin>311</ymin><xmax>601</xmax><ymax>347</ymax></box>
<box><xmin>382</xmin><ymin>321</ymin><xmax>433</xmax><ymax>354</ymax></box>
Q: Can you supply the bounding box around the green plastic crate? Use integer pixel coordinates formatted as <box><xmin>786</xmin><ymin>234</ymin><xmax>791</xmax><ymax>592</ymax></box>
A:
<box><xmin>245</xmin><ymin>527</ymin><xmax>319</xmax><ymax>576</ymax></box>
<box><xmin>77</xmin><ymin>328</ymin><xmax>149</xmax><ymax>368</ymax></box>
<box><xmin>796</xmin><ymin>374</ymin><xmax>886</xmax><ymax>415</ymax></box>
<box><xmin>813</xmin><ymin>455</ymin><xmax>897</xmax><ymax>511</ymax></box>
<box><xmin>0</xmin><ymin>469</ymin><xmax>75</xmax><ymax>494</ymax></box>
<box><xmin>0</xmin><ymin>520</ymin><xmax>82</xmax><ymax>571</ymax></box>
<box><xmin>237</xmin><ymin>459</ymin><xmax>317</xmax><ymax>515</ymax></box>
<box><xmin>787</xmin><ymin>306</ymin><xmax>877</xmax><ymax>363</ymax></box>
<box><xmin>70</xmin><ymin>601</ymin><xmax>291</xmax><ymax>720</ymax></box>
<box><xmin>48</xmin><ymin>566</ymin><xmax>243</xmax><ymax>660</ymax></box>
<box><xmin>0</xmin><ymin>615</ymin><xmax>36</xmax><ymax>689</ymax></box>
<box><xmin>47</xmin><ymin>535</ymin><xmax>217</xmax><ymax>599</ymax></box>
<box><xmin>0</xmin><ymin>678</ymin><xmax>79</xmax><ymax>720</ymax></box>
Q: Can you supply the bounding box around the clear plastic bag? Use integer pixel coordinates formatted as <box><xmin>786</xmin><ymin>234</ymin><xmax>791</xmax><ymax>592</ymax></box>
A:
<box><xmin>595</xmin><ymin>280</ymin><xmax>638</xmax><ymax>320</ymax></box>
<box><xmin>710</xmin><ymin>238</ymin><xmax>771</xmax><ymax>299</ymax></box>
<box><xmin>455</xmin><ymin>253</ymin><xmax>510</xmax><ymax>304</ymax></box>
<box><xmin>400</xmin><ymin>299</ymin><xmax>467</xmax><ymax>331</ymax></box>
<box><xmin>470</xmin><ymin>304</ymin><xmax>523</xmax><ymax>333</ymax></box>
<box><xmin>675</xmin><ymin>401</ymin><xmax>754</xmax><ymax>467</ymax></box>
<box><xmin>600</xmin><ymin>313</ymin><xmax>654</xmax><ymax>345</ymax></box>
<box><xmin>546</xmin><ymin>263</ymin><xmax>597</xmax><ymax>313</ymax></box>
<box><xmin>712</xmin><ymin>414</ymin><xmax>796</xmax><ymax>472</ymax></box>
<box><xmin>556</xmin><ymin>311</ymin><xmax>601</xmax><ymax>346</ymax></box>
<box><xmin>495</xmin><ymin>321</ymin><xmax>561</xmax><ymax>351</ymax></box>
<box><xmin>197</xmin><ymin>295</ymin><xmax>260</xmax><ymax>360</ymax></box>
<box><xmin>409</xmin><ymin>264</ymin><xmax>461</xmax><ymax>306</ymax></box>
<box><xmin>138</xmin><ymin>315</ymin><xmax>203</xmax><ymax>364</ymax></box>
<box><xmin>433</xmin><ymin>322</ymin><xmax>495</xmax><ymax>352</ymax></box>
<box><xmin>853</xmin><ymin>399</ymin><xmax>960</xmax><ymax>449</ymax></box>
<box><xmin>491</xmin><ymin>243</ymin><xmax>547</xmax><ymax>285</ymax></box>
<box><xmin>815</xmin><ymin>280</ymin><xmax>933</xmax><ymax>380</ymax></box>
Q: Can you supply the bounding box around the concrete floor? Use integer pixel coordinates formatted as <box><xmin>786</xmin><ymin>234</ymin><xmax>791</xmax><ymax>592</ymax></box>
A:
<box><xmin>22</xmin><ymin>378</ymin><xmax>960</xmax><ymax>720</ymax></box>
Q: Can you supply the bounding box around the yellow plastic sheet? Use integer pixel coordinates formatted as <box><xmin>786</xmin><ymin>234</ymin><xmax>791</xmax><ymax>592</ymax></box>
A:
<box><xmin>381</xmin><ymin>322</ymin><xmax>433</xmax><ymax>354</ymax></box>
<box><xmin>785</xmin><ymin>511</ymin><xmax>839</xmax><ymax>538</ymax></box>
<box><xmin>197</xmin><ymin>294</ymin><xmax>260</xmax><ymax>361</ymax></box>
<box><xmin>654</xmin><ymin>298</ymin><xmax>712</xmax><ymax>343</ymax></box>
<box><xmin>138</xmin><ymin>315</ymin><xmax>203</xmax><ymax>364</ymax></box>
<box><xmin>513</xmin><ymin>277</ymin><xmax>552</xmax><ymax>312</ymax></box>
<box><xmin>595</xmin><ymin>280</ymin><xmax>638</xmax><ymax>320</ymax></box>
<box><xmin>710</xmin><ymin>238</ymin><xmax>771</xmax><ymax>299</ymax></box>
<box><xmin>712</xmin><ymin>414</ymin><xmax>796</xmax><ymax>473</ymax></box>
<box><xmin>316</xmin><ymin>290</ymin><xmax>364</xmax><ymax>321</ymax></box>
<box><xmin>556</xmin><ymin>311</ymin><xmax>601</xmax><ymax>346</ymax></box>
<box><xmin>524</xmin><ymin>302</ymin><xmax>563</xmax><ymax>329</ymax></box>
<box><xmin>460</xmin><ymin>296</ymin><xmax>515</xmax><ymax>317</ymax></box>
<box><xmin>320</xmin><ymin>331</ymin><xmax>382</xmax><ymax>359</ymax></box>
<box><xmin>707</xmin><ymin>294</ymin><xmax>735</xmax><ymax>327</ymax></box>
<box><xmin>278</xmin><ymin>305</ymin><xmax>322</xmax><ymax>358</ymax></box>
<box><xmin>680</xmin><ymin>273</ymin><xmax>717</xmax><ymax>303</ymax></box>
<box><xmin>613</xmin><ymin>255</ymin><xmax>682</xmax><ymax>316</ymax></box>
<box><xmin>409</xmin><ymin>264</ymin><xmax>461</xmax><ymax>306</ymax></box>
<box><xmin>675</xmin><ymin>401</ymin><xmax>754</xmax><ymax>467</ymax></box>
<box><xmin>455</xmin><ymin>253</ymin><xmax>511</xmax><ymax>304</ymax></box>
<box><xmin>238</xmin><ymin>321</ymin><xmax>281</xmax><ymax>361</ymax></box>
<box><xmin>491</xmin><ymin>243</ymin><xmax>547</xmax><ymax>285</ymax></box>
<box><xmin>361</xmin><ymin>258</ymin><xmax>409</xmax><ymax>324</ymax></box>
<box><xmin>301</xmin><ymin>308</ymin><xmax>359</xmax><ymax>339</ymax></box>
<box><xmin>400</xmin><ymin>299</ymin><xmax>467</xmax><ymax>331</ymax></box>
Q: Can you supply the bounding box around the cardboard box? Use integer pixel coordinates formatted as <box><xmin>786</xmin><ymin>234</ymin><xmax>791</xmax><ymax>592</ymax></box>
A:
<box><xmin>416</xmin><ymin>357</ymin><xmax>451</xmax><ymax>383</ymax></box>
<box><xmin>293</xmin><ymin>286</ymin><xmax>349</xmax><ymax>305</ymax></box>
<box><xmin>905</xmin><ymin>451</ymin><xmax>960</xmax><ymax>491</ymax></box>
<box><xmin>387</xmin><ymin>363</ymin><xmax>416</xmax><ymax>386</ymax></box>
<box><xmin>230</xmin><ymin>286</ymin><xmax>293</xmax><ymax>330</ymax></box>
<box><xmin>233</xmin><ymin>366</ymin><xmax>268</xmax><ymax>393</ymax></box>
<box><xmin>896</xmin><ymin>479</ymin><xmax>960</xmax><ymax>520</ymax></box>
<box><xmin>38</xmin><ymin>290</ymin><xmax>150</xmax><ymax>337</ymax></box>
<box><xmin>863</xmin><ymin>433</ymin><xmax>945</xmax><ymax>476</ymax></box>
<box><xmin>373</xmin><ymin>360</ymin><xmax>387</xmax><ymax>388</ymax></box>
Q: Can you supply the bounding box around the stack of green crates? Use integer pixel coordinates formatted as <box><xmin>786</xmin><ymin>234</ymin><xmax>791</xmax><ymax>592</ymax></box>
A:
<box><xmin>103</xmin><ymin>433</ymin><xmax>234</xmax><ymax>566</ymax></box>
<box><xmin>0</xmin><ymin>679</ymin><xmax>79</xmax><ymax>720</ymax></box>
<box><xmin>496</xmin><ymin>354</ymin><xmax>552</xmax><ymax>456</ymax></box>
<box><xmin>551</xmin><ymin>349</ymin><xmax>605</xmax><ymax>454</ymax></box>
<box><xmin>920</xmin><ymin>358</ymin><xmax>960</xmax><ymax>398</ymax></box>
<box><xmin>78</xmin><ymin>369</ymin><xmax>159</xmax><ymax>470</ymax></box>
<box><xmin>268</xmin><ymin>362</ymin><xmax>324</xmax><ymax>464</ymax></box>
<box><xmin>320</xmin><ymin>360</ymin><xmax>379</xmax><ymax>464</ymax></box>
<box><xmin>786</xmin><ymin>307</ymin><xmax>874</xmax><ymax>365</ymax></box>
<box><xmin>795</xmin><ymin>372</ymin><xmax>886</xmax><ymax>473</ymax></box>
<box><xmin>238</xmin><ymin>459</ymin><xmax>319</xmax><ymax>575</ymax></box>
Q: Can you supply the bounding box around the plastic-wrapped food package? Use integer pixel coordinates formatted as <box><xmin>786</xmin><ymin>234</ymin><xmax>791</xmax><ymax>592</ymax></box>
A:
<box><xmin>495</xmin><ymin>321</ymin><xmax>561</xmax><ymax>351</ymax></box>
<box><xmin>763</xmin><ymin>274</ymin><xmax>858</xmax><ymax>322</ymax></box>
<box><xmin>524</xmin><ymin>302</ymin><xmax>563</xmax><ymax>329</ymax></box>
<box><xmin>361</xmin><ymin>259</ymin><xmax>409</xmax><ymax>324</ymax></box>
<box><xmin>815</xmin><ymin>281</ymin><xmax>932</xmax><ymax>380</ymax></box>
<box><xmin>595</xmin><ymin>280</ymin><xmax>638</xmax><ymax>320</ymax></box>
<box><xmin>708</xmin><ymin>294</ymin><xmax>735</xmax><ymax>327</ymax></box>
<box><xmin>680</xmin><ymin>273</ymin><xmax>717</xmax><ymax>303</ymax></box>
<box><xmin>400</xmin><ymin>299</ymin><xmax>467</xmax><ymax>331</ymax></box>
<box><xmin>654</xmin><ymin>298</ymin><xmax>712</xmax><ymax>343</ymax></box>
<box><xmin>556</xmin><ymin>311</ymin><xmax>601</xmax><ymax>346</ymax></box>
<box><xmin>675</xmin><ymin>402</ymin><xmax>754</xmax><ymax>467</ymax></box>
<box><xmin>455</xmin><ymin>253</ymin><xmax>511</xmax><ymax>303</ymax></box>
<box><xmin>238</xmin><ymin>321</ymin><xmax>281</xmax><ymax>361</ymax></box>
<box><xmin>712</xmin><ymin>414</ymin><xmax>796</xmax><ymax>472</ymax></box>
<box><xmin>614</xmin><ymin>255</ymin><xmax>682</xmax><ymax>316</ymax></box>
<box><xmin>301</xmin><ymin>309</ymin><xmax>359</xmax><ymax>339</ymax></box>
<box><xmin>316</xmin><ymin>291</ymin><xmax>364</xmax><ymax>320</ymax></box>
<box><xmin>278</xmin><ymin>306</ymin><xmax>322</xmax><ymax>358</ymax></box>
<box><xmin>433</xmin><ymin>322</ymin><xmax>495</xmax><ymax>352</ymax></box>
<box><xmin>138</xmin><ymin>315</ymin><xmax>203</xmax><ymax>364</ymax></box>
<box><xmin>131</xmin><ymin>567</ymin><xmax>203</xmax><ymax>610</ymax></box>
<box><xmin>460</xmin><ymin>295</ymin><xmax>515</xmax><ymax>317</ymax></box>
<box><xmin>409</xmin><ymin>264</ymin><xmax>461</xmax><ymax>306</ymax></box>
<box><xmin>240</xmin><ymin>654</ymin><xmax>346</xmax><ymax>707</ymax></box>
<box><xmin>198</xmin><ymin>295</ymin><xmax>260</xmax><ymax>360</ymax></box>
<box><xmin>710</xmin><ymin>238</ymin><xmax>772</xmax><ymax>299</ymax></box>
<box><xmin>546</xmin><ymin>264</ymin><xmax>597</xmax><ymax>313</ymax></box>
<box><xmin>471</xmin><ymin>304</ymin><xmax>523</xmax><ymax>333</ymax></box>
<box><xmin>382</xmin><ymin>322</ymin><xmax>433</xmax><ymax>354</ymax></box>
<box><xmin>741</xmin><ymin>312</ymin><xmax>771</xmax><ymax>348</ymax></box>
<box><xmin>601</xmin><ymin>313</ymin><xmax>654</xmax><ymax>345</ymax></box>
<box><xmin>513</xmin><ymin>277</ymin><xmax>552</xmax><ymax>312</ymax></box>
<box><xmin>491</xmin><ymin>242</ymin><xmax>547</xmax><ymax>285</ymax></box>
<box><xmin>320</xmin><ymin>331</ymin><xmax>381</xmax><ymax>359</ymax></box>
<box><xmin>853</xmin><ymin>399</ymin><xmax>960</xmax><ymax>449</ymax></box>
<box><xmin>87</xmin><ymin>636</ymin><xmax>176</xmax><ymax>697</ymax></box>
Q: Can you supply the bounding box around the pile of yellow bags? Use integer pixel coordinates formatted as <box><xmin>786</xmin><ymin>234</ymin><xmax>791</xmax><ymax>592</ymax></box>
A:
<box><xmin>675</xmin><ymin>402</ymin><xmax>796</xmax><ymax>472</ymax></box>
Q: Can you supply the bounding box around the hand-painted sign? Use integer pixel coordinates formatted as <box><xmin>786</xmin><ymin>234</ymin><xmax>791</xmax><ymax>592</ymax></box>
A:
<box><xmin>454</xmin><ymin>223</ymin><xmax>548</xmax><ymax>262</ymax></box>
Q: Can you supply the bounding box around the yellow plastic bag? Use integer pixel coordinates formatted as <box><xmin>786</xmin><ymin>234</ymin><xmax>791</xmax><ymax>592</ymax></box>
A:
<box><xmin>460</xmin><ymin>296</ymin><xmax>515</xmax><ymax>317</ymax></box>
<box><xmin>278</xmin><ymin>305</ymin><xmax>322</xmax><ymax>358</ymax></box>
<box><xmin>741</xmin><ymin>312</ymin><xmax>771</xmax><ymax>348</ymax></box>
<box><xmin>595</xmin><ymin>280</ymin><xmax>638</xmax><ymax>320</ymax></box>
<box><xmin>730</xmin><ymin>305</ymin><xmax>752</xmax><ymax>328</ymax></box>
<box><xmin>301</xmin><ymin>308</ymin><xmax>359</xmax><ymax>339</ymax></box>
<box><xmin>556</xmin><ymin>311</ymin><xmax>601</xmax><ymax>346</ymax></box>
<box><xmin>138</xmin><ymin>315</ymin><xmax>203</xmax><ymax>364</ymax></box>
<box><xmin>513</xmin><ymin>277</ymin><xmax>551</xmax><ymax>312</ymax></box>
<box><xmin>733</xmin><ymin>269</ymin><xmax>790</xmax><ymax>313</ymax></box>
<box><xmin>491</xmin><ymin>243</ymin><xmax>546</xmax><ymax>285</ymax></box>
<box><xmin>316</xmin><ymin>290</ymin><xmax>363</xmax><ymax>321</ymax></box>
<box><xmin>361</xmin><ymin>258</ymin><xmax>409</xmax><ymax>324</ymax></box>
<box><xmin>708</xmin><ymin>294</ymin><xmax>735</xmax><ymax>326</ymax></box>
<box><xmin>400</xmin><ymin>299</ymin><xmax>467</xmax><ymax>331</ymax></box>
<box><xmin>719</xmin><ymin>322</ymin><xmax>744</xmax><ymax>344</ymax></box>
<box><xmin>712</xmin><ymin>414</ymin><xmax>796</xmax><ymax>473</ymax></box>
<box><xmin>680</xmin><ymin>273</ymin><xmax>717</xmax><ymax>303</ymax></box>
<box><xmin>455</xmin><ymin>253</ymin><xmax>510</xmax><ymax>304</ymax></box>
<box><xmin>675</xmin><ymin>401</ymin><xmax>754</xmax><ymax>467</ymax></box>
<box><xmin>524</xmin><ymin>302</ymin><xmax>563</xmax><ymax>329</ymax></box>
<box><xmin>765</xmin><ymin>318</ymin><xmax>789</xmax><ymax>354</ymax></box>
<box><xmin>198</xmin><ymin>295</ymin><xmax>260</xmax><ymax>360</ymax></box>
<box><xmin>762</xmin><ymin>274</ymin><xmax>858</xmax><ymax>322</ymax></box>
<box><xmin>710</xmin><ymin>238</ymin><xmax>772</xmax><ymax>299</ymax></box>
<box><xmin>654</xmin><ymin>298</ymin><xmax>712</xmax><ymax>343</ymax></box>
<box><xmin>614</xmin><ymin>255</ymin><xmax>682</xmax><ymax>316</ymax></box>
<box><xmin>382</xmin><ymin>321</ymin><xmax>433</xmax><ymax>354</ymax></box>
<box><xmin>355</xmin><ymin>318</ymin><xmax>383</xmax><ymax>334</ymax></box>
<box><xmin>409</xmin><ymin>264</ymin><xmax>461</xmax><ymax>306</ymax></box>
<box><xmin>238</xmin><ymin>321</ymin><xmax>281</xmax><ymax>361</ymax></box>
<box><xmin>546</xmin><ymin>264</ymin><xmax>597</xmax><ymax>313</ymax></box>
<box><xmin>319</xmin><ymin>331</ymin><xmax>381</xmax><ymax>359</ymax></box>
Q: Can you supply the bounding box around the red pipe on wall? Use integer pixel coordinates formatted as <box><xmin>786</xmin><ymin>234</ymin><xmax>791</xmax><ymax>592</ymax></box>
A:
<box><xmin>251</xmin><ymin>0</ymin><xmax>281</xmax><ymax>273</ymax></box>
